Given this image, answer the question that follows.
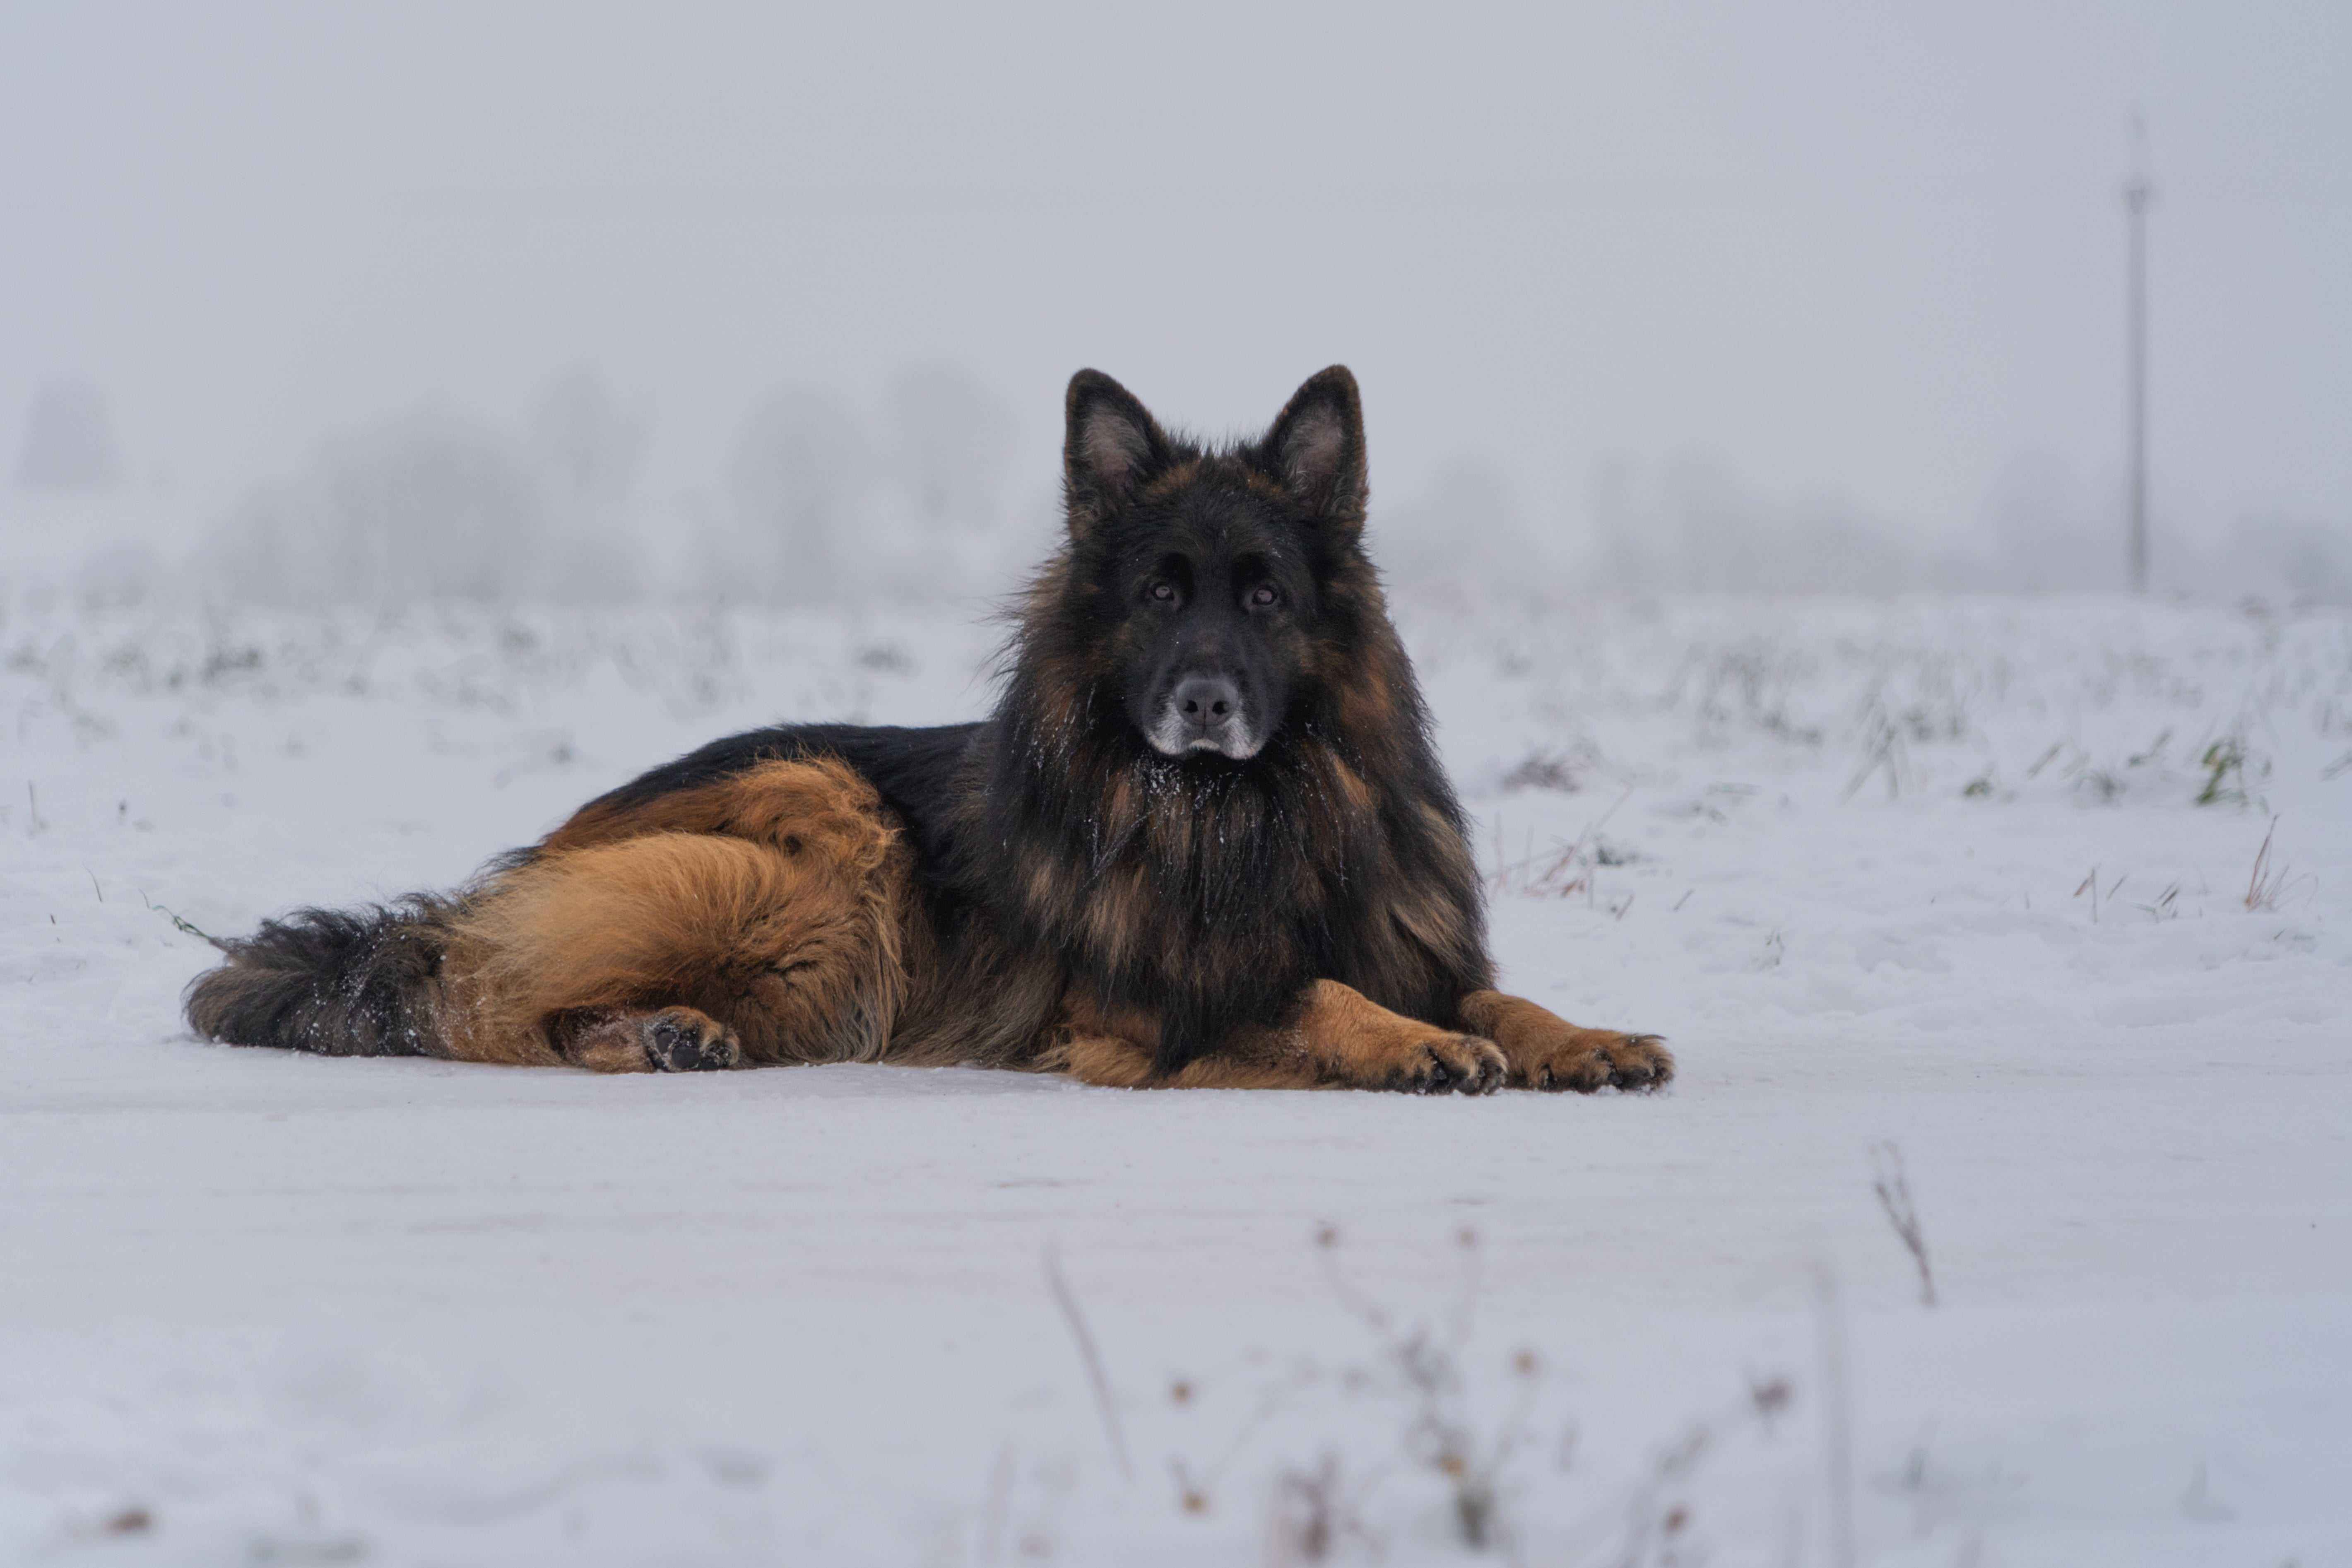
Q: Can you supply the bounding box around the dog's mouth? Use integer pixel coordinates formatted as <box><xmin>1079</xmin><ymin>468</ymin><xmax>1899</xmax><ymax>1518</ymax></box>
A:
<box><xmin>1144</xmin><ymin>682</ymin><xmax>1264</xmax><ymax>760</ymax></box>
<box><xmin>1144</xmin><ymin>719</ymin><xmax>1265</xmax><ymax>761</ymax></box>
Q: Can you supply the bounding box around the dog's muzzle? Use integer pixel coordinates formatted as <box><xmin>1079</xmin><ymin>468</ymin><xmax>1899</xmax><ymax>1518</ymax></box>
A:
<box><xmin>1148</xmin><ymin>674</ymin><xmax>1260</xmax><ymax>759</ymax></box>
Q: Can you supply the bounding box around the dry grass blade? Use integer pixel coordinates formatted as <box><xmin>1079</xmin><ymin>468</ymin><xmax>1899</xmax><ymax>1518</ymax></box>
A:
<box><xmin>1870</xmin><ymin>1142</ymin><xmax>1937</xmax><ymax>1307</ymax></box>
<box><xmin>142</xmin><ymin>890</ymin><xmax>231</xmax><ymax>952</ymax></box>
<box><xmin>2244</xmin><ymin>817</ymin><xmax>2282</xmax><ymax>912</ymax></box>
<box><xmin>1045</xmin><ymin>1248</ymin><xmax>1133</xmax><ymax>1483</ymax></box>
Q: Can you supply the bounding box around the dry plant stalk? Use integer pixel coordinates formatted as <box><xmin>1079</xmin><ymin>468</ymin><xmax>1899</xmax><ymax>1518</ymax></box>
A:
<box><xmin>1552</xmin><ymin>1371</ymin><xmax>1795</xmax><ymax>1568</ymax></box>
<box><xmin>1488</xmin><ymin>787</ymin><xmax>1633</xmax><ymax>900</ymax></box>
<box><xmin>1317</xmin><ymin>1223</ymin><xmax>1538</xmax><ymax>1552</ymax></box>
<box><xmin>1045</xmin><ymin>1248</ymin><xmax>1134</xmax><ymax>1482</ymax></box>
<box><xmin>1870</xmin><ymin>1142</ymin><xmax>1937</xmax><ymax>1307</ymax></box>
<box><xmin>1269</xmin><ymin>1453</ymin><xmax>1379</xmax><ymax>1565</ymax></box>
<box><xmin>2241</xmin><ymin>817</ymin><xmax>2311</xmax><ymax>913</ymax></box>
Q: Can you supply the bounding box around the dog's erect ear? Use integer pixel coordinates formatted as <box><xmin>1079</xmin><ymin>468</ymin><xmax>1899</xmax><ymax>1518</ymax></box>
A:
<box><xmin>1064</xmin><ymin>369</ymin><xmax>1167</xmax><ymax>534</ymax></box>
<box><xmin>1262</xmin><ymin>366</ymin><xmax>1367</xmax><ymax>529</ymax></box>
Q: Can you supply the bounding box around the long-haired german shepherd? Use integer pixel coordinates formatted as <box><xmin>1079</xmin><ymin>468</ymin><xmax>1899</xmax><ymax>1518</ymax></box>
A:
<box><xmin>187</xmin><ymin>369</ymin><xmax>1671</xmax><ymax>1093</ymax></box>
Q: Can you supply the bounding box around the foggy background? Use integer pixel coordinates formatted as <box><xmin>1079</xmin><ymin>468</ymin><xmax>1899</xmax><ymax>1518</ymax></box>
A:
<box><xmin>3</xmin><ymin>0</ymin><xmax>2346</xmax><ymax>606</ymax></box>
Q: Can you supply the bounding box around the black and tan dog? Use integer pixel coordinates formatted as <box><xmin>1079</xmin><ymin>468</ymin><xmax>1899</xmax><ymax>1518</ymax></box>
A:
<box><xmin>188</xmin><ymin>369</ymin><xmax>1671</xmax><ymax>1094</ymax></box>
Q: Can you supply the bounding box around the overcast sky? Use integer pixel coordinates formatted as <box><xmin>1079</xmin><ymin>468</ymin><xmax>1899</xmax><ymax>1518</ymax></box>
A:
<box><xmin>3</xmin><ymin>1</ymin><xmax>2345</xmax><ymax>594</ymax></box>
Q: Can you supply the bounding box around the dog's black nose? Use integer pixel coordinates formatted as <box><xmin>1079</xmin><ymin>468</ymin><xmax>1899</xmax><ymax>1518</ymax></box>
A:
<box><xmin>1172</xmin><ymin>675</ymin><xmax>1240</xmax><ymax>737</ymax></box>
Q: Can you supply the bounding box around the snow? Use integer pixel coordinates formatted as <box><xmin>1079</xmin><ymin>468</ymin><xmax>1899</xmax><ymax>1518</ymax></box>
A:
<box><xmin>2</xmin><ymin>589</ymin><xmax>2347</xmax><ymax>1565</ymax></box>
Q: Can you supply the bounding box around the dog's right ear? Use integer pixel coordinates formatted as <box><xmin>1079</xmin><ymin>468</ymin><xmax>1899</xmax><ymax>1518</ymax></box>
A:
<box><xmin>1064</xmin><ymin>369</ymin><xmax>1167</xmax><ymax>536</ymax></box>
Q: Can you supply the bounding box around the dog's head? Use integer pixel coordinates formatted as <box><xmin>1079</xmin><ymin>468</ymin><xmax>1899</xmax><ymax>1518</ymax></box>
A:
<box><xmin>1052</xmin><ymin>366</ymin><xmax>1372</xmax><ymax>763</ymax></box>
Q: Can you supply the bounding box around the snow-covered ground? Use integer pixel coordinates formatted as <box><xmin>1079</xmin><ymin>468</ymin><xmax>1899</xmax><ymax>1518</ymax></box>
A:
<box><xmin>2</xmin><ymin>589</ymin><xmax>2346</xmax><ymax>1566</ymax></box>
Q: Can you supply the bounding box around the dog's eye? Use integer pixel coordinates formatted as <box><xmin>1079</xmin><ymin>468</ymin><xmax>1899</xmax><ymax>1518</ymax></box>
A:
<box><xmin>1144</xmin><ymin>580</ymin><xmax>1178</xmax><ymax>605</ymax></box>
<box><xmin>1247</xmin><ymin>583</ymin><xmax>1281</xmax><ymax>610</ymax></box>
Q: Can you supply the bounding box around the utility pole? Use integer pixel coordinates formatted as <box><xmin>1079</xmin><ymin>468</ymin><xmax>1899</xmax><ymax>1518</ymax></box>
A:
<box><xmin>2123</xmin><ymin>113</ymin><xmax>2155</xmax><ymax>593</ymax></box>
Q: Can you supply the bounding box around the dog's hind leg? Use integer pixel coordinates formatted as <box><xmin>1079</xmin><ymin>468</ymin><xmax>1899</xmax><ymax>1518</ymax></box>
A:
<box><xmin>550</xmin><ymin>1006</ymin><xmax>743</xmax><ymax>1074</ymax></box>
<box><xmin>436</xmin><ymin>823</ymin><xmax>910</xmax><ymax>1072</ymax></box>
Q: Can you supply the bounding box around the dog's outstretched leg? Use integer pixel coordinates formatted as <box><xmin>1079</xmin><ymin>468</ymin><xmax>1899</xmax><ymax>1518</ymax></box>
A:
<box><xmin>1044</xmin><ymin>980</ymin><xmax>1506</xmax><ymax>1093</ymax></box>
<box><xmin>1458</xmin><ymin>990</ymin><xmax>1672</xmax><ymax>1091</ymax></box>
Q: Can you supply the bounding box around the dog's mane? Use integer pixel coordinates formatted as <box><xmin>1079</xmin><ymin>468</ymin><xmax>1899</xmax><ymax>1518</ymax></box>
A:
<box><xmin>967</xmin><ymin>530</ymin><xmax>1491</xmax><ymax>1074</ymax></box>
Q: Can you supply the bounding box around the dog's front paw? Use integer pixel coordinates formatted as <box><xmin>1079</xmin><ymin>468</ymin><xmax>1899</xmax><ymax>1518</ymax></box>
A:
<box><xmin>1459</xmin><ymin>991</ymin><xmax>1674</xmax><ymax>1093</ymax></box>
<box><xmin>1360</xmin><ymin>1029</ymin><xmax>1507</xmax><ymax>1096</ymax></box>
<box><xmin>1515</xmin><ymin>1028</ymin><xmax>1671</xmax><ymax>1092</ymax></box>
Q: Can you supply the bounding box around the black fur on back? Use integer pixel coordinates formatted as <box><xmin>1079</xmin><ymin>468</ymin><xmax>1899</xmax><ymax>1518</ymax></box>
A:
<box><xmin>184</xmin><ymin>898</ymin><xmax>454</xmax><ymax>1057</ymax></box>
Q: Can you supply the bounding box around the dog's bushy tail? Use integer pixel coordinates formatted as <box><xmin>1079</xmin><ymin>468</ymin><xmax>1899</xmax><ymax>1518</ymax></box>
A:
<box><xmin>184</xmin><ymin>897</ymin><xmax>458</xmax><ymax>1058</ymax></box>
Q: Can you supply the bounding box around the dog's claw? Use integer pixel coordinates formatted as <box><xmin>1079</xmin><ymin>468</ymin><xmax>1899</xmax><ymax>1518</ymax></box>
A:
<box><xmin>1517</xmin><ymin>1031</ymin><xmax>1673</xmax><ymax>1093</ymax></box>
<box><xmin>1609</xmin><ymin>1033</ymin><xmax>1671</xmax><ymax>1088</ymax></box>
<box><xmin>1387</xmin><ymin>1033</ymin><xmax>1505</xmax><ymax>1096</ymax></box>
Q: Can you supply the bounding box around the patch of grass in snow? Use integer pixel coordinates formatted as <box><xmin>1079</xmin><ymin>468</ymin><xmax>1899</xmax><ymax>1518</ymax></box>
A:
<box><xmin>1094</xmin><ymin>1226</ymin><xmax>1806</xmax><ymax>1563</ymax></box>
<box><xmin>2195</xmin><ymin>736</ymin><xmax>2250</xmax><ymax>807</ymax></box>
<box><xmin>1671</xmin><ymin>640</ymin><xmax>1822</xmax><ymax>747</ymax></box>
<box><xmin>1499</xmin><ymin>748</ymin><xmax>1586</xmax><ymax>794</ymax></box>
<box><xmin>1312</xmin><ymin>1224</ymin><xmax>1533</xmax><ymax>1552</ymax></box>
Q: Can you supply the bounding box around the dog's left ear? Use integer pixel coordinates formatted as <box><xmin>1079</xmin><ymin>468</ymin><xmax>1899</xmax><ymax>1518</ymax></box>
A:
<box><xmin>1261</xmin><ymin>366</ymin><xmax>1367</xmax><ymax>530</ymax></box>
<box><xmin>1064</xmin><ymin>369</ymin><xmax>1168</xmax><ymax>537</ymax></box>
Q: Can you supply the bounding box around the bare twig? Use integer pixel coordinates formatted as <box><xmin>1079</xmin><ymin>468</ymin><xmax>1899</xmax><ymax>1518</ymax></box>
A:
<box><xmin>1044</xmin><ymin>1248</ymin><xmax>1132</xmax><ymax>1482</ymax></box>
<box><xmin>1869</xmin><ymin>1142</ymin><xmax>1936</xmax><ymax>1307</ymax></box>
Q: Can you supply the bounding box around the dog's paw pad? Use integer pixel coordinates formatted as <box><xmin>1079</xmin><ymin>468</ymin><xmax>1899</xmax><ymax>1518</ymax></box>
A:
<box><xmin>643</xmin><ymin>1010</ymin><xmax>741</xmax><ymax>1072</ymax></box>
